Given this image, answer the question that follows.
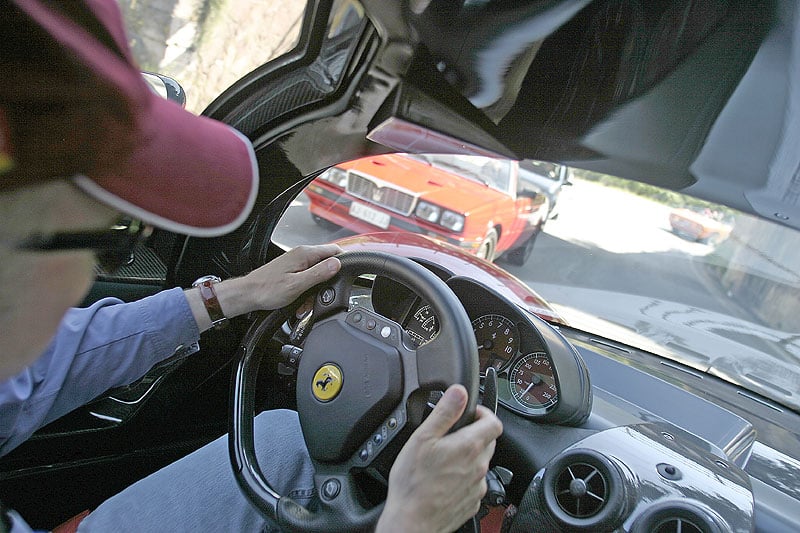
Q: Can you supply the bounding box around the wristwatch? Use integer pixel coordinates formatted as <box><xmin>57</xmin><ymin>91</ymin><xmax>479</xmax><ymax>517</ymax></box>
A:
<box><xmin>192</xmin><ymin>275</ymin><xmax>227</xmax><ymax>328</ymax></box>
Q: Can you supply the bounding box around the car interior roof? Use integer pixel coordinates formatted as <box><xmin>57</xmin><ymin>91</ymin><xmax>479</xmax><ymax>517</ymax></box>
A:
<box><xmin>377</xmin><ymin>0</ymin><xmax>798</xmax><ymax>229</ymax></box>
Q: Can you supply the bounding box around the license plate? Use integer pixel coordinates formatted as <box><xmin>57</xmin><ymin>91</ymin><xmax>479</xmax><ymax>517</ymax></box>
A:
<box><xmin>349</xmin><ymin>202</ymin><xmax>391</xmax><ymax>229</ymax></box>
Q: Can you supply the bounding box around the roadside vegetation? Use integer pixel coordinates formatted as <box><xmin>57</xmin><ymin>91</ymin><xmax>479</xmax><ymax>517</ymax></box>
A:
<box><xmin>572</xmin><ymin>168</ymin><xmax>734</xmax><ymax>216</ymax></box>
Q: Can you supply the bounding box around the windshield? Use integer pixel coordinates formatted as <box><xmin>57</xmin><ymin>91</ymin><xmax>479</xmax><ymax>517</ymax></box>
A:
<box><xmin>275</xmin><ymin>156</ymin><xmax>800</xmax><ymax>412</ymax></box>
<box><xmin>519</xmin><ymin>160</ymin><xmax>560</xmax><ymax>181</ymax></box>
<box><xmin>406</xmin><ymin>154</ymin><xmax>513</xmax><ymax>193</ymax></box>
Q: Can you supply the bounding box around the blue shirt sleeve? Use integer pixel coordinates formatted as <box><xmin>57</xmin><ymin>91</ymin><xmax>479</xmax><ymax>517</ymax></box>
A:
<box><xmin>0</xmin><ymin>287</ymin><xmax>200</xmax><ymax>457</ymax></box>
<box><xmin>7</xmin><ymin>508</ymin><xmax>35</xmax><ymax>533</ymax></box>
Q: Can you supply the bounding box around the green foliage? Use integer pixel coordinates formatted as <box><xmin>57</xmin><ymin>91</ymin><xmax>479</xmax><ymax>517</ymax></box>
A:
<box><xmin>571</xmin><ymin>168</ymin><xmax>730</xmax><ymax>213</ymax></box>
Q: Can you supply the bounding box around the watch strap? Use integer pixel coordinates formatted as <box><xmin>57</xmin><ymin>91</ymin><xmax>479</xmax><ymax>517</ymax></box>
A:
<box><xmin>194</xmin><ymin>277</ymin><xmax>226</xmax><ymax>326</ymax></box>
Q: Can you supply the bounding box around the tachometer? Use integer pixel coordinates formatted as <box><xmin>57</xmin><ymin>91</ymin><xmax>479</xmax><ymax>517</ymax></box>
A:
<box><xmin>405</xmin><ymin>304</ymin><xmax>439</xmax><ymax>347</ymax></box>
<box><xmin>472</xmin><ymin>314</ymin><xmax>519</xmax><ymax>374</ymax></box>
<box><xmin>509</xmin><ymin>352</ymin><xmax>558</xmax><ymax>410</ymax></box>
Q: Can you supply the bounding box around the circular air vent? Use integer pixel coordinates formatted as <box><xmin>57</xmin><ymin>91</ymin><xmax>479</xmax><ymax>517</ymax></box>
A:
<box><xmin>553</xmin><ymin>461</ymin><xmax>608</xmax><ymax>518</ymax></box>
<box><xmin>541</xmin><ymin>449</ymin><xmax>630</xmax><ymax>531</ymax></box>
<box><xmin>632</xmin><ymin>501</ymin><xmax>725</xmax><ymax>533</ymax></box>
<box><xmin>652</xmin><ymin>517</ymin><xmax>704</xmax><ymax>533</ymax></box>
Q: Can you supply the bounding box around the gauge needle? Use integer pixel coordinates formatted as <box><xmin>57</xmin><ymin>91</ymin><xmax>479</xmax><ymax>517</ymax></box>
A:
<box><xmin>521</xmin><ymin>375</ymin><xmax>545</xmax><ymax>396</ymax></box>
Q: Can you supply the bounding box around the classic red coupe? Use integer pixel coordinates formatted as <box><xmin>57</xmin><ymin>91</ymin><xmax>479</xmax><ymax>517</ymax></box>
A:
<box><xmin>305</xmin><ymin>153</ymin><xmax>550</xmax><ymax>265</ymax></box>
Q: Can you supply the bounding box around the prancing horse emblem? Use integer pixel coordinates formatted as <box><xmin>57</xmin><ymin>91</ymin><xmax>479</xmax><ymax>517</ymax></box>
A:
<box><xmin>312</xmin><ymin>364</ymin><xmax>343</xmax><ymax>402</ymax></box>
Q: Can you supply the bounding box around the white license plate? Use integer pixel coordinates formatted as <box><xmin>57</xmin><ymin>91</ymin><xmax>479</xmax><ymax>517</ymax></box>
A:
<box><xmin>349</xmin><ymin>202</ymin><xmax>391</xmax><ymax>229</ymax></box>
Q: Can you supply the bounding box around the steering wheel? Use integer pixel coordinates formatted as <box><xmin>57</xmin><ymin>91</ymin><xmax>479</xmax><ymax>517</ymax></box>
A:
<box><xmin>229</xmin><ymin>251</ymin><xmax>479</xmax><ymax>532</ymax></box>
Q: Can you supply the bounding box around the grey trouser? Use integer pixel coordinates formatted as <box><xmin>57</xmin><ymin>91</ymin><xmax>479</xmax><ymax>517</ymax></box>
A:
<box><xmin>78</xmin><ymin>410</ymin><xmax>314</xmax><ymax>532</ymax></box>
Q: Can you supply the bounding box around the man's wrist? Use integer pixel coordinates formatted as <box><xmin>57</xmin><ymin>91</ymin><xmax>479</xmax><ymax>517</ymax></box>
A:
<box><xmin>209</xmin><ymin>275</ymin><xmax>257</xmax><ymax>319</ymax></box>
<box><xmin>186</xmin><ymin>274</ymin><xmax>260</xmax><ymax>331</ymax></box>
<box><xmin>376</xmin><ymin>503</ymin><xmax>422</xmax><ymax>533</ymax></box>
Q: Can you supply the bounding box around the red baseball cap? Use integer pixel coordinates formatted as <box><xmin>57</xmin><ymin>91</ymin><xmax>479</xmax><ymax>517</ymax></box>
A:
<box><xmin>1</xmin><ymin>0</ymin><xmax>259</xmax><ymax>237</ymax></box>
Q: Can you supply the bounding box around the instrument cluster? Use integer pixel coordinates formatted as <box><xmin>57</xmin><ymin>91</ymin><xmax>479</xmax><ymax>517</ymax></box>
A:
<box><xmin>471</xmin><ymin>313</ymin><xmax>558</xmax><ymax>416</ymax></box>
<box><xmin>373</xmin><ymin>274</ymin><xmax>590</xmax><ymax>423</ymax></box>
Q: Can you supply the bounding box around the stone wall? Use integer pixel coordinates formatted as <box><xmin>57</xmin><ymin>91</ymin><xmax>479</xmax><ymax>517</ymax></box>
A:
<box><xmin>117</xmin><ymin>0</ymin><xmax>306</xmax><ymax>113</ymax></box>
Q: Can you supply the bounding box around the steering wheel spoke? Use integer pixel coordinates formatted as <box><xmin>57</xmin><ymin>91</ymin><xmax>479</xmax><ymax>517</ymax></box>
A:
<box><xmin>276</xmin><ymin>470</ymin><xmax>383</xmax><ymax>532</ymax></box>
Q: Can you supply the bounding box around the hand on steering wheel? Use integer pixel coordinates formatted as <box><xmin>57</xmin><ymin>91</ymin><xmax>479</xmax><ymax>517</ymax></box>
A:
<box><xmin>378</xmin><ymin>384</ymin><xmax>502</xmax><ymax>532</ymax></box>
<box><xmin>229</xmin><ymin>251</ymin><xmax>485</xmax><ymax>532</ymax></box>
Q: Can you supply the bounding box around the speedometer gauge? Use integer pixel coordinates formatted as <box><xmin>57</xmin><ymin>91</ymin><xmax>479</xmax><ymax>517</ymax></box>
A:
<box><xmin>472</xmin><ymin>314</ymin><xmax>519</xmax><ymax>374</ymax></box>
<box><xmin>509</xmin><ymin>352</ymin><xmax>558</xmax><ymax>410</ymax></box>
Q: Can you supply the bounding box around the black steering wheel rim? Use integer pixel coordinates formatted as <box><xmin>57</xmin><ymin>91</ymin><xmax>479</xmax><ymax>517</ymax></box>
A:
<box><xmin>229</xmin><ymin>251</ymin><xmax>478</xmax><ymax>532</ymax></box>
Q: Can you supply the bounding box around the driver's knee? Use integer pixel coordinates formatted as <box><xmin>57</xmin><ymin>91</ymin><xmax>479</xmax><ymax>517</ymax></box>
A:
<box><xmin>252</xmin><ymin>409</ymin><xmax>316</xmax><ymax>508</ymax></box>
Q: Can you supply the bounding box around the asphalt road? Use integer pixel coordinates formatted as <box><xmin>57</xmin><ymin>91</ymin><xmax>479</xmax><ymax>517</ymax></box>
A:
<box><xmin>502</xmin><ymin>180</ymin><xmax>739</xmax><ymax>317</ymax></box>
<box><xmin>273</xmin><ymin>192</ymin><xmax>357</xmax><ymax>247</ymax></box>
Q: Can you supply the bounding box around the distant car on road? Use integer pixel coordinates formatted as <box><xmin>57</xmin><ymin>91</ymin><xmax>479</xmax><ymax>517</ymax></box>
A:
<box><xmin>669</xmin><ymin>207</ymin><xmax>733</xmax><ymax>245</ymax></box>
<box><xmin>305</xmin><ymin>153</ymin><xmax>551</xmax><ymax>264</ymax></box>
<box><xmin>517</xmin><ymin>159</ymin><xmax>571</xmax><ymax>219</ymax></box>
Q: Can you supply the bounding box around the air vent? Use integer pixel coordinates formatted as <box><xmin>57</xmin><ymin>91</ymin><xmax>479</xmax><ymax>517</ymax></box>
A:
<box><xmin>652</xmin><ymin>517</ymin><xmax>704</xmax><ymax>533</ymax></box>
<box><xmin>631</xmin><ymin>501</ymin><xmax>725</xmax><ymax>533</ymax></box>
<box><xmin>554</xmin><ymin>461</ymin><xmax>608</xmax><ymax>517</ymax></box>
<box><xmin>541</xmin><ymin>449</ymin><xmax>629</xmax><ymax>531</ymax></box>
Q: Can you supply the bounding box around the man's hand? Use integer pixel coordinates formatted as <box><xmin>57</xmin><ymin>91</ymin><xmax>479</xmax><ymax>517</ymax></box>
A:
<box><xmin>377</xmin><ymin>384</ymin><xmax>504</xmax><ymax>533</ymax></box>
<box><xmin>188</xmin><ymin>244</ymin><xmax>342</xmax><ymax>331</ymax></box>
<box><xmin>238</xmin><ymin>244</ymin><xmax>343</xmax><ymax>312</ymax></box>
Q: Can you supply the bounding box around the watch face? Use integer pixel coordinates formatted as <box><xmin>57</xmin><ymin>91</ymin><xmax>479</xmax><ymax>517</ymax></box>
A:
<box><xmin>193</xmin><ymin>275</ymin><xmax>222</xmax><ymax>287</ymax></box>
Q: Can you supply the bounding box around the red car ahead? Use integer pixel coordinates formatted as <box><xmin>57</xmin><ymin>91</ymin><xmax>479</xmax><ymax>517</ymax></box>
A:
<box><xmin>305</xmin><ymin>153</ymin><xmax>550</xmax><ymax>265</ymax></box>
<box><xmin>669</xmin><ymin>207</ymin><xmax>733</xmax><ymax>245</ymax></box>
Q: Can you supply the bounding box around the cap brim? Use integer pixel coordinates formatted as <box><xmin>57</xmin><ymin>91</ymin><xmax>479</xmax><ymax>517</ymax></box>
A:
<box><xmin>14</xmin><ymin>0</ymin><xmax>259</xmax><ymax>237</ymax></box>
<box><xmin>74</xmin><ymin>93</ymin><xmax>259</xmax><ymax>237</ymax></box>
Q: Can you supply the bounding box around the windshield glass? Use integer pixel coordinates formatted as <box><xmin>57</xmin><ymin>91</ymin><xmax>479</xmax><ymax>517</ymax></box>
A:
<box><xmin>519</xmin><ymin>160</ymin><xmax>560</xmax><ymax>181</ymax></box>
<box><xmin>275</xmin><ymin>155</ymin><xmax>800</xmax><ymax>412</ymax></box>
<box><xmin>406</xmin><ymin>154</ymin><xmax>513</xmax><ymax>193</ymax></box>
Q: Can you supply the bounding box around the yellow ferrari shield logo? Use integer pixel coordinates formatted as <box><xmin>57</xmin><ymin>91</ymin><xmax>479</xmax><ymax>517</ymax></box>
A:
<box><xmin>312</xmin><ymin>364</ymin><xmax>343</xmax><ymax>402</ymax></box>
